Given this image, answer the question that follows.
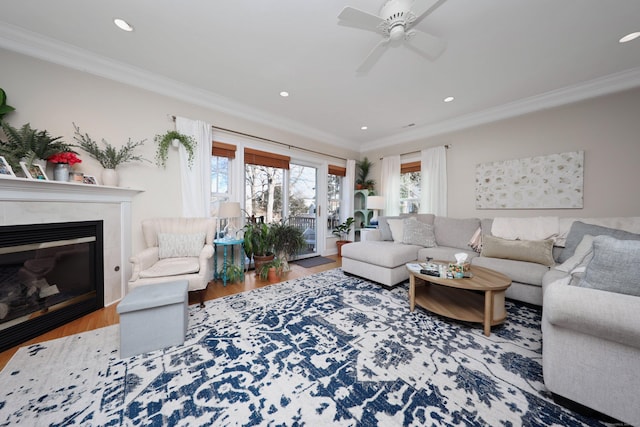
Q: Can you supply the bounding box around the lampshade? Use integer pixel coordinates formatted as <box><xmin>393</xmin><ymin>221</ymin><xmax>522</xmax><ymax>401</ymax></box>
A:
<box><xmin>366</xmin><ymin>196</ymin><xmax>385</xmax><ymax>210</ymax></box>
<box><xmin>218</xmin><ymin>202</ymin><xmax>241</xmax><ymax>218</ymax></box>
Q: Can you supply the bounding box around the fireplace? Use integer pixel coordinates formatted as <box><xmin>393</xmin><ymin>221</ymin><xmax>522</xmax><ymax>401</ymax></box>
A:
<box><xmin>0</xmin><ymin>220</ymin><xmax>104</xmax><ymax>352</ymax></box>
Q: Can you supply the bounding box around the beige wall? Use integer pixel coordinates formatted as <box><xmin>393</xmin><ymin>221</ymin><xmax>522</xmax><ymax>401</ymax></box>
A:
<box><xmin>366</xmin><ymin>87</ymin><xmax>640</xmax><ymax>219</ymax></box>
<box><xmin>1</xmin><ymin>48</ymin><xmax>358</xmax><ymax>254</ymax></box>
<box><xmin>3</xmin><ymin>46</ymin><xmax>639</xmax><ymax>257</ymax></box>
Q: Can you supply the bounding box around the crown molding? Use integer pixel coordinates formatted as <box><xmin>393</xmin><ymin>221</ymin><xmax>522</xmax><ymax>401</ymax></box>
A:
<box><xmin>0</xmin><ymin>22</ymin><xmax>355</xmax><ymax>151</ymax></box>
<box><xmin>3</xmin><ymin>21</ymin><xmax>639</xmax><ymax>154</ymax></box>
<box><xmin>364</xmin><ymin>67</ymin><xmax>640</xmax><ymax>151</ymax></box>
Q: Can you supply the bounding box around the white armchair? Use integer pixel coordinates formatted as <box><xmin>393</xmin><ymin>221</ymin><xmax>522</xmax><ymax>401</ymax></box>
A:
<box><xmin>129</xmin><ymin>217</ymin><xmax>217</xmax><ymax>307</ymax></box>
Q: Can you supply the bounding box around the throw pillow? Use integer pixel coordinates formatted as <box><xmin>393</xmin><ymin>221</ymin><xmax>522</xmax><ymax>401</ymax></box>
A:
<box><xmin>558</xmin><ymin>221</ymin><xmax>640</xmax><ymax>263</ymax></box>
<box><xmin>576</xmin><ymin>236</ymin><xmax>640</xmax><ymax>297</ymax></box>
<box><xmin>378</xmin><ymin>216</ymin><xmax>403</xmax><ymax>241</ymax></box>
<box><xmin>158</xmin><ymin>232</ymin><xmax>206</xmax><ymax>259</ymax></box>
<box><xmin>481</xmin><ymin>235</ymin><xmax>555</xmax><ymax>266</ymax></box>
<box><xmin>386</xmin><ymin>218</ymin><xmax>405</xmax><ymax>243</ymax></box>
<box><xmin>555</xmin><ymin>234</ymin><xmax>594</xmax><ymax>272</ymax></box>
<box><xmin>402</xmin><ymin>217</ymin><xmax>436</xmax><ymax>247</ymax></box>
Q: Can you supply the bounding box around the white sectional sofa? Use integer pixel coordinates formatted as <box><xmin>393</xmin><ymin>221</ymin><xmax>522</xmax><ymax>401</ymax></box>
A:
<box><xmin>341</xmin><ymin>214</ymin><xmax>640</xmax><ymax>306</ymax></box>
<box><xmin>342</xmin><ymin>213</ymin><xmax>640</xmax><ymax>424</ymax></box>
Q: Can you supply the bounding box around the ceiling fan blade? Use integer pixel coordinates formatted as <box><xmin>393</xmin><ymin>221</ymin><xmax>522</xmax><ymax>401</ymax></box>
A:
<box><xmin>405</xmin><ymin>29</ymin><xmax>446</xmax><ymax>60</ymax></box>
<box><xmin>338</xmin><ymin>6</ymin><xmax>384</xmax><ymax>33</ymax></box>
<box><xmin>356</xmin><ymin>38</ymin><xmax>390</xmax><ymax>73</ymax></box>
<box><xmin>410</xmin><ymin>0</ymin><xmax>447</xmax><ymax>23</ymax></box>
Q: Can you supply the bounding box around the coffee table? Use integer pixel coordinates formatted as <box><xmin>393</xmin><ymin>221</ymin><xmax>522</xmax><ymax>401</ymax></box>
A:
<box><xmin>407</xmin><ymin>264</ymin><xmax>511</xmax><ymax>336</ymax></box>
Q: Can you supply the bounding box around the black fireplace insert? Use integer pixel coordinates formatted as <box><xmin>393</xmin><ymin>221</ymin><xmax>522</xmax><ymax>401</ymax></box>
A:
<box><xmin>0</xmin><ymin>220</ymin><xmax>104</xmax><ymax>352</ymax></box>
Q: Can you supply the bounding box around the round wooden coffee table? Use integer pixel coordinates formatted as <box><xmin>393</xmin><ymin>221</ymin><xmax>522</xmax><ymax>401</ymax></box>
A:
<box><xmin>407</xmin><ymin>264</ymin><xmax>511</xmax><ymax>336</ymax></box>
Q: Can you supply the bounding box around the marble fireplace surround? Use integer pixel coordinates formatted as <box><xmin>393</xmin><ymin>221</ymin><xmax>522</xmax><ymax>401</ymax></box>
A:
<box><xmin>0</xmin><ymin>178</ymin><xmax>143</xmax><ymax>306</ymax></box>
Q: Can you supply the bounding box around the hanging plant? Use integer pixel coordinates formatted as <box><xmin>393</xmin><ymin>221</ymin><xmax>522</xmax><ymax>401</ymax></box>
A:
<box><xmin>0</xmin><ymin>88</ymin><xmax>16</xmax><ymax>121</ymax></box>
<box><xmin>153</xmin><ymin>130</ymin><xmax>196</xmax><ymax>169</ymax></box>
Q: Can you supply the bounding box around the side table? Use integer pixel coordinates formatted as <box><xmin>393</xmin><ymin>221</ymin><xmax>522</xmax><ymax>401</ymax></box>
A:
<box><xmin>213</xmin><ymin>238</ymin><xmax>245</xmax><ymax>286</ymax></box>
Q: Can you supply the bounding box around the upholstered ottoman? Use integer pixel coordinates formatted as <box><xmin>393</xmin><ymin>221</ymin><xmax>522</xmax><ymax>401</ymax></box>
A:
<box><xmin>117</xmin><ymin>280</ymin><xmax>189</xmax><ymax>357</ymax></box>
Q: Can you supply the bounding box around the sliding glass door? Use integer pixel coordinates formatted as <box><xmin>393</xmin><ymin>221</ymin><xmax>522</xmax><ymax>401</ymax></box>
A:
<box><xmin>244</xmin><ymin>161</ymin><xmax>319</xmax><ymax>258</ymax></box>
<box><xmin>288</xmin><ymin>163</ymin><xmax>318</xmax><ymax>258</ymax></box>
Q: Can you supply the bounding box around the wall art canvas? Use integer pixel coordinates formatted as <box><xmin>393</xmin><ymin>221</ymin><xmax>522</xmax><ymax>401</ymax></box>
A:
<box><xmin>475</xmin><ymin>150</ymin><xmax>584</xmax><ymax>209</ymax></box>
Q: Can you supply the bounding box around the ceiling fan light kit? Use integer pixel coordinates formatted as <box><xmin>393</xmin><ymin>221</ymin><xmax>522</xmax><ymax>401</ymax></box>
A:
<box><xmin>338</xmin><ymin>0</ymin><xmax>447</xmax><ymax>72</ymax></box>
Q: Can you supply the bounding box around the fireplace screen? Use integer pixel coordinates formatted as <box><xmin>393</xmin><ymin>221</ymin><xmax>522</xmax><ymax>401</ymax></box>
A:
<box><xmin>0</xmin><ymin>221</ymin><xmax>104</xmax><ymax>352</ymax></box>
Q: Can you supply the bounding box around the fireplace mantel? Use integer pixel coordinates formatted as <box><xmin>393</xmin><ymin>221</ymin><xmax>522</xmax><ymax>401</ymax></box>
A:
<box><xmin>0</xmin><ymin>177</ymin><xmax>143</xmax><ymax>203</ymax></box>
<box><xmin>0</xmin><ymin>178</ymin><xmax>144</xmax><ymax>306</ymax></box>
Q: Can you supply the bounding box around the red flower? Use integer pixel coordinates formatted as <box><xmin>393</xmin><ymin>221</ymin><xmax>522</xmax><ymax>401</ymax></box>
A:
<box><xmin>48</xmin><ymin>152</ymin><xmax>82</xmax><ymax>165</ymax></box>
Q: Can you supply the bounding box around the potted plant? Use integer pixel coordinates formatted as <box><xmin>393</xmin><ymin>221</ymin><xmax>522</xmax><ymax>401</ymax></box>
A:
<box><xmin>270</xmin><ymin>219</ymin><xmax>307</xmax><ymax>272</ymax></box>
<box><xmin>356</xmin><ymin>157</ymin><xmax>375</xmax><ymax>191</ymax></box>
<box><xmin>258</xmin><ymin>256</ymin><xmax>286</xmax><ymax>283</ymax></box>
<box><xmin>0</xmin><ymin>88</ymin><xmax>15</xmax><ymax>121</ymax></box>
<box><xmin>0</xmin><ymin>121</ymin><xmax>73</xmax><ymax>172</ymax></box>
<box><xmin>72</xmin><ymin>123</ymin><xmax>149</xmax><ymax>186</ymax></box>
<box><xmin>333</xmin><ymin>217</ymin><xmax>355</xmax><ymax>257</ymax></box>
<box><xmin>154</xmin><ymin>130</ymin><xmax>197</xmax><ymax>169</ymax></box>
<box><xmin>243</xmin><ymin>221</ymin><xmax>275</xmax><ymax>274</ymax></box>
<box><xmin>218</xmin><ymin>263</ymin><xmax>245</xmax><ymax>284</ymax></box>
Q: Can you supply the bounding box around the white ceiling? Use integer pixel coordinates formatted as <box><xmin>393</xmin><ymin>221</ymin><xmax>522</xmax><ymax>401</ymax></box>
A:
<box><xmin>1</xmin><ymin>0</ymin><xmax>640</xmax><ymax>152</ymax></box>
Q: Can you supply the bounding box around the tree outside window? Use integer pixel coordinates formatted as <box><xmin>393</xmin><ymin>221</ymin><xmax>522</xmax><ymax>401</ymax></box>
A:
<box><xmin>327</xmin><ymin>174</ymin><xmax>341</xmax><ymax>230</ymax></box>
<box><xmin>400</xmin><ymin>171</ymin><xmax>421</xmax><ymax>213</ymax></box>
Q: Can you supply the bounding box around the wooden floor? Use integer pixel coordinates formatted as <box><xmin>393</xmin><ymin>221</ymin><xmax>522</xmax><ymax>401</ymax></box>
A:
<box><xmin>0</xmin><ymin>256</ymin><xmax>341</xmax><ymax>371</ymax></box>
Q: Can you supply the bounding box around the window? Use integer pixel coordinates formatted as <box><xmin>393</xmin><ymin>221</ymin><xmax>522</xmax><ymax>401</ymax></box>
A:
<box><xmin>244</xmin><ymin>148</ymin><xmax>290</xmax><ymax>223</ymax></box>
<box><xmin>210</xmin><ymin>141</ymin><xmax>236</xmax><ymax>210</ymax></box>
<box><xmin>327</xmin><ymin>165</ymin><xmax>345</xmax><ymax>230</ymax></box>
<box><xmin>400</xmin><ymin>161</ymin><xmax>420</xmax><ymax>214</ymax></box>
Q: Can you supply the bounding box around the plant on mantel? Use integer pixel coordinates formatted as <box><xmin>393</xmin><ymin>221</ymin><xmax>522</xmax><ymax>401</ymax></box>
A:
<box><xmin>154</xmin><ymin>130</ymin><xmax>196</xmax><ymax>169</ymax></box>
<box><xmin>0</xmin><ymin>121</ymin><xmax>73</xmax><ymax>171</ymax></box>
<box><xmin>72</xmin><ymin>123</ymin><xmax>149</xmax><ymax>169</ymax></box>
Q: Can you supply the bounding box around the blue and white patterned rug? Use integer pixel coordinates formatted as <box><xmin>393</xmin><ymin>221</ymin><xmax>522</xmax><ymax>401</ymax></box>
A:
<box><xmin>0</xmin><ymin>269</ymin><xmax>615</xmax><ymax>426</ymax></box>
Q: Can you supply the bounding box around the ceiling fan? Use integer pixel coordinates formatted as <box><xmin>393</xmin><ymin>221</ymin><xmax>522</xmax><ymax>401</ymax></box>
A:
<box><xmin>338</xmin><ymin>0</ymin><xmax>447</xmax><ymax>73</ymax></box>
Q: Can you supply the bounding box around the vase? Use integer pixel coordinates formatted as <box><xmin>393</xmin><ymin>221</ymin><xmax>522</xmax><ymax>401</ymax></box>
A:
<box><xmin>101</xmin><ymin>168</ymin><xmax>119</xmax><ymax>186</ymax></box>
<box><xmin>53</xmin><ymin>163</ymin><xmax>70</xmax><ymax>182</ymax></box>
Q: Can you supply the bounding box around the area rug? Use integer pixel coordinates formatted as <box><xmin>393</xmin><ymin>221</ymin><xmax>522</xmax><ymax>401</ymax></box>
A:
<box><xmin>292</xmin><ymin>256</ymin><xmax>335</xmax><ymax>268</ymax></box>
<box><xmin>0</xmin><ymin>269</ymin><xmax>614</xmax><ymax>426</ymax></box>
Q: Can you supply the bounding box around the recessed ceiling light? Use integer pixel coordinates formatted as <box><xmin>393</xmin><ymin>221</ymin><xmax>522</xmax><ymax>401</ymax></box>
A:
<box><xmin>619</xmin><ymin>32</ymin><xmax>640</xmax><ymax>43</ymax></box>
<box><xmin>360</xmin><ymin>126</ymin><xmax>368</xmax><ymax>130</ymax></box>
<box><xmin>279</xmin><ymin>91</ymin><xmax>289</xmax><ymax>97</ymax></box>
<box><xmin>114</xmin><ymin>18</ymin><xmax>134</xmax><ymax>32</ymax></box>
<box><xmin>444</xmin><ymin>96</ymin><xmax>454</xmax><ymax>103</ymax></box>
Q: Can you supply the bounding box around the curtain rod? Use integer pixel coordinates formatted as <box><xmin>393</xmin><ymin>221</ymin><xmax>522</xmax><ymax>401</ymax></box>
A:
<box><xmin>171</xmin><ymin>115</ymin><xmax>347</xmax><ymax>161</ymax></box>
<box><xmin>380</xmin><ymin>144</ymin><xmax>450</xmax><ymax>160</ymax></box>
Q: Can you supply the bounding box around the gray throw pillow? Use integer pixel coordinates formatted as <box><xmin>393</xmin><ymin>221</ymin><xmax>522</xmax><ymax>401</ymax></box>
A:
<box><xmin>378</xmin><ymin>216</ymin><xmax>402</xmax><ymax>241</ymax></box>
<box><xmin>402</xmin><ymin>217</ymin><xmax>436</xmax><ymax>247</ymax></box>
<box><xmin>577</xmin><ymin>236</ymin><xmax>640</xmax><ymax>297</ymax></box>
<box><xmin>559</xmin><ymin>221</ymin><xmax>640</xmax><ymax>263</ymax></box>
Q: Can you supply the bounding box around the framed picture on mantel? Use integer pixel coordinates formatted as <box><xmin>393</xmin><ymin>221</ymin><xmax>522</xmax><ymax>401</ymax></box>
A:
<box><xmin>83</xmin><ymin>175</ymin><xmax>98</xmax><ymax>185</ymax></box>
<box><xmin>0</xmin><ymin>156</ymin><xmax>16</xmax><ymax>178</ymax></box>
<box><xmin>20</xmin><ymin>161</ymin><xmax>48</xmax><ymax>180</ymax></box>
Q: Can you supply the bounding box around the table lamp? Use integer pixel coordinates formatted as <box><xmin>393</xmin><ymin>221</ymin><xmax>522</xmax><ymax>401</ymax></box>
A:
<box><xmin>366</xmin><ymin>196</ymin><xmax>385</xmax><ymax>226</ymax></box>
<box><xmin>218</xmin><ymin>201</ymin><xmax>241</xmax><ymax>239</ymax></box>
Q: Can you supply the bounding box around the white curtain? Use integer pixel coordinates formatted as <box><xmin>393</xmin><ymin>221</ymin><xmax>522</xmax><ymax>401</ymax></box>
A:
<box><xmin>175</xmin><ymin>117</ymin><xmax>213</xmax><ymax>217</ymax></box>
<box><xmin>341</xmin><ymin>159</ymin><xmax>356</xmax><ymax>240</ymax></box>
<box><xmin>420</xmin><ymin>146</ymin><xmax>447</xmax><ymax>216</ymax></box>
<box><xmin>381</xmin><ymin>155</ymin><xmax>401</xmax><ymax>216</ymax></box>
